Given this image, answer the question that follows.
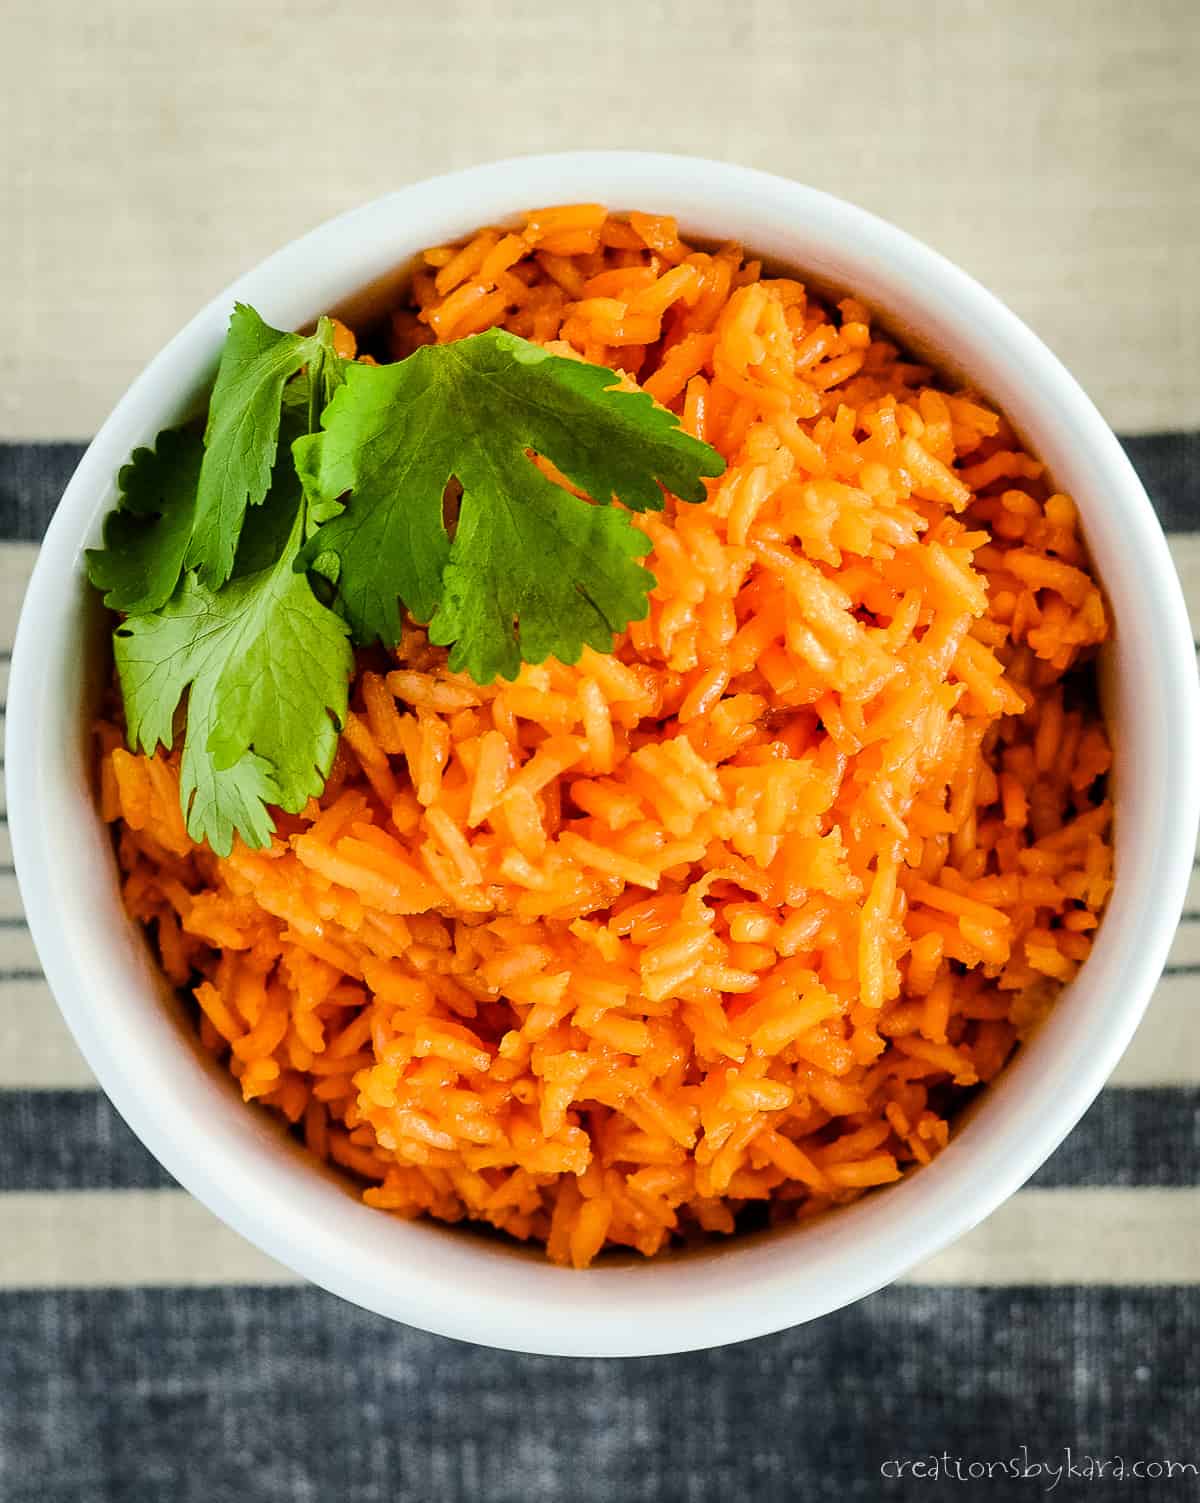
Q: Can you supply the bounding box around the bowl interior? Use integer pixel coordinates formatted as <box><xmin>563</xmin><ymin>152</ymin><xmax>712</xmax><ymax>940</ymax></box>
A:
<box><xmin>10</xmin><ymin>153</ymin><xmax>1199</xmax><ymax>1355</ymax></box>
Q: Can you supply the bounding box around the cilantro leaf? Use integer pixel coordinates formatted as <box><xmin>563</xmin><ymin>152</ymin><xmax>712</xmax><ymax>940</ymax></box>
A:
<box><xmin>187</xmin><ymin>305</ymin><xmax>339</xmax><ymax>591</ymax></box>
<box><xmin>291</xmin><ymin>360</ymin><xmax>453</xmax><ymax>635</ymax></box>
<box><xmin>430</xmin><ymin>446</ymin><xmax>656</xmax><ymax>683</ymax></box>
<box><xmin>293</xmin><ymin>328</ymin><xmax>724</xmax><ymax>674</ymax></box>
<box><xmin>115</xmin><ymin>477</ymin><xmax>352</xmax><ymax>856</ymax></box>
<box><xmin>84</xmin><ymin>428</ymin><xmax>203</xmax><ymax>614</ymax></box>
<box><xmin>230</xmin><ymin>408</ymin><xmax>312</xmax><ymax>576</ymax></box>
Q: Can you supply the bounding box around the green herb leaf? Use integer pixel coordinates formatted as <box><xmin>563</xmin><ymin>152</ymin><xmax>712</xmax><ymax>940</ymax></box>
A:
<box><xmin>294</xmin><ymin>328</ymin><xmax>724</xmax><ymax>677</ymax></box>
<box><xmin>84</xmin><ymin>428</ymin><xmax>203</xmax><ymax>614</ymax></box>
<box><xmin>291</xmin><ymin>361</ymin><xmax>454</xmax><ymax>634</ymax></box>
<box><xmin>115</xmin><ymin>473</ymin><xmax>353</xmax><ymax>856</ymax></box>
<box><xmin>430</xmin><ymin>443</ymin><xmax>657</xmax><ymax>683</ymax></box>
<box><xmin>186</xmin><ymin>305</ymin><xmax>338</xmax><ymax>591</ymax></box>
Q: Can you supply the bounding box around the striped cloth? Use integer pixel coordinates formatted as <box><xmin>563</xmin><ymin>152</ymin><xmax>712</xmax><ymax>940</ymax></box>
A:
<box><xmin>4</xmin><ymin>449</ymin><xmax>1200</xmax><ymax>1503</ymax></box>
<box><xmin>3</xmin><ymin>3</ymin><xmax>1198</xmax><ymax>1498</ymax></box>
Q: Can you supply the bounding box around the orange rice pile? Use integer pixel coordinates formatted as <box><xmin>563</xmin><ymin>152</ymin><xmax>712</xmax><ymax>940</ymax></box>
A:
<box><xmin>100</xmin><ymin>204</ymin><xmax>1113</xmax><ymax>1268</ymax></box>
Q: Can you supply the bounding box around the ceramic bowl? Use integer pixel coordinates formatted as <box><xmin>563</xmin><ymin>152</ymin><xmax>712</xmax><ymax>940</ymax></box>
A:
<box><xmin>9</xmin><ymin>152</ymin><xmax>1199</xmax><ymax>1356</ymax></box>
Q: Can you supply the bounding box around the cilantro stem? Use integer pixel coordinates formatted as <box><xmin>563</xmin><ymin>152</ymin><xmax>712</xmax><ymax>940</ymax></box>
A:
<box><xmin>307</xmin><ymin>352</ymin><xmax>323</xmax><ymax>439</ymax></box>
<box><xmin>308</xmin><ymin>317</ymin><xmax>338</xmax><ymax>439</ymax></box>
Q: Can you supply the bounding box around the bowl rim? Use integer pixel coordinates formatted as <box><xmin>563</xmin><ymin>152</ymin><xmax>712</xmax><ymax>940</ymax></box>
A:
<box><xmin>8</xmin><ymin>149</ymin><xmax>1200</xmax><ymax>1357</ymax></box>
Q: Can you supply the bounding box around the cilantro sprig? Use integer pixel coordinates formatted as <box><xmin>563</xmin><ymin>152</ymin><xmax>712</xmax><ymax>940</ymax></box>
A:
<box><xmin>87</xmin><ymin>302</ymin><xmax>725</xmax><ymax>854</ymax></box>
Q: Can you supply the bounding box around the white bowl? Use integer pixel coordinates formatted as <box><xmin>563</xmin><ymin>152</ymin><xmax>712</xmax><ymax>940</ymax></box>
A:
<box><xmin>9</xmin><ymin>152</ymin><xmax>1199</xmax><ymax>1357</ymax></box>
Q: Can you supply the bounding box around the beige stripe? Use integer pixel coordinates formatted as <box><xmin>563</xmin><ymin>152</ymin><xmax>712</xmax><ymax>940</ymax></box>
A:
<box><xmin>0</xmin><ymin>1190</ymin><xmax>297</xmax><ymax>1288</ymax></box>
<box><xmin>0</xmin><ymin>535</ymin><xmax>1197</xmax><ymax>1093</ymax></box>
<box><xmin>0</xmin><ymin>1186</ymin><xmax>1193</xmax><ymax>1290</ymax></box>
<box><xmin>1168</xmin><ymin>918</ymin><xmax>1200</xmax><ymax>968</ymax></box>
<box><xmin>0</xmin><ymin>921</ymin><xmax>37</xmax><ymax>972</ymax></box>
<box><xmin>0</xmin><ymin>963</ymin><xmax>1192</xmax><ymax>1091</ymax></box>
<box><xmin>11</xmin><ymin>536</ymin><xmax>1190</xmax><ymax>655</ymax></box>
<box><xmin>0</xmin><ymin>543</ymin><xmax>36</xmax><ymax>648</ymax></box>
<box><xmin>1110</xmin><ymin>972</ymin><xmax>1200</xmax><ymax>1087</ymax></box>
<box><xmin>3</xmin><ymin>541</ymin><xmax>1196</xmax><ymax>656</ymax></box>
<box><xmin>2</xmin><ymin>1</ymin><xmax>1198</xmax><ymax>438</ymax></box>
<box><xmin>909</xmin><ymin>1187</ymin><xmax>1200</xmax><ymax>1285</ymax></box>
<box><xmin>0</xmin><ymin>977</ymin><xmax>93</xmax><ymax>1088</ymax></box>
<box><xmin>0</xmin><ymin>873</ymin><xmax>21</xmax><ymax>920</ymax></box>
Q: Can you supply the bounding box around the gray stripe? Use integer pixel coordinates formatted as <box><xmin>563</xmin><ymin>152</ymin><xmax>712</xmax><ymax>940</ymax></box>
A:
<box><xmin>0</xmin><ymin>1087</ymin><xmax>1193</xmax><ymax>1194</ymax></box>
<box><xmin>0</xmin><ymin>1285</ymin><xmax>1196</xmax><ymax>1502</ymax></box>
<box><xmin>1</xmin><ymin>433</ymin><xmax>1199</xmax><ymax>542</ymax></box>
<box><xmin>0</xmin><ymin>1092</ymin><xmax>175</xmax><ymax>1191</ymax></box>
<box><xmin>1026</xmin><ymin>1088</ymin><xmax>1200</xmax><ymax>1187</ymax></box>
<box><xmin>0</xmin><ymin>442</ymin><xmax>87</xmax><ymax>541</ymax></box>
<box><xmin>1120</xmin><ymin>432</ymin><xmax>1200</xmax><ymax>532</ymax></box>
